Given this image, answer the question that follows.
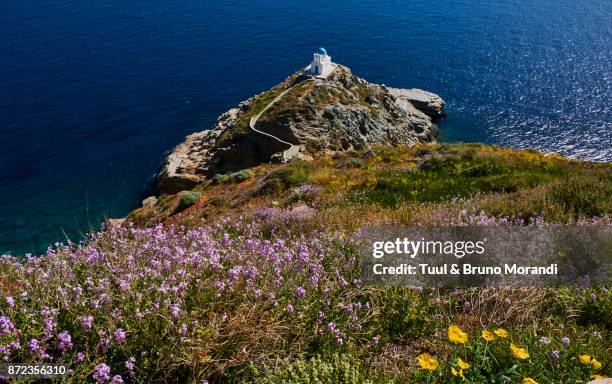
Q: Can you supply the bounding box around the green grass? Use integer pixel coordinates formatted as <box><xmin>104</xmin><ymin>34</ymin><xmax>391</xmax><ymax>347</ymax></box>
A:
<box><xmin>358</xmin><ymin>148</ymin><xmax>569</xmax><ymax>207</ymax></box>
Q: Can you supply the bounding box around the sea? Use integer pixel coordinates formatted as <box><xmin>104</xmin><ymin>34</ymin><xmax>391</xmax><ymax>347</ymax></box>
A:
<box><xmin>1</xmin><ymin>0</ymin><xmax>610</xmax><ymax>255</ymax></box>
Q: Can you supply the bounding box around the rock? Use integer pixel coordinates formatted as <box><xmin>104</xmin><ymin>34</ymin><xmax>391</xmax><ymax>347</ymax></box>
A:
<box><xmin>155</xmin><ymin>65</ymin><xmax>446</xmax><ymax>194</ymax></box>
<box><xmin>271</xmin><ymin>144</ymin><xmax>312</xmax><ymax>163</ymax></box>
<box><xmin>387</xmin><ymin>87</ymin><xmax>446</xmax><ymax>119</ymax></box>
<box><xmin>141</xmin><ymin>196</ymin><xmax>158</xmax><ymax>208</ymax></box>
<box><xmin>154</xmin><ymin>109</ymin><xmax>244</xmax><ymax>194</ymax></box>
<box><xmin>588</xmin><ymin>379</ymin><xmax>612</xmax><ymax>384</ymax></box>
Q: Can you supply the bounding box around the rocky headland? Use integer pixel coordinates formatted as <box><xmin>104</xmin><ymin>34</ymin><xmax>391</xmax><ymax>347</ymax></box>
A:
<box><xmin>155</xmin><ymin>65</ymin><xmax>445</xmax><ymax>194</ymax></box>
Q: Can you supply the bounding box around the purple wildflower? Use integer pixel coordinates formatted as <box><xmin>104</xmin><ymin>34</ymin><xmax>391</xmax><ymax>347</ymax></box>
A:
<box><xmin>57</xmin><ymin>330</ymin><xmax>73</xmax><ymax>351</ymax></box>
<box><xmin>292</xmin><ymin>184</ymin><xmax>322</xmax><ymax>196</ymax></box>
<box><xmin>125</xmin><ymin>357</ymin><xmax>136</xmax><ymax>377</ymax></box>
<box><xmin>43</xmin><ymin>317</ymin><xmax>57</xmax><ymax>337</ymax></box>
<box><xmin>113</xmin><ymin>328</ymin><xmax>126</xmax><ymax>343</ymax></box>
<box><xmin>27</xmin><ymin>338</ymin><xmax>49</xmax><ymax>359</ymax></box>
<box><xmin>79</xmin><ymin>315</ymin><xmax>94</xmax><ymax>331</ymax></box>
<box><xmin>111</xmin><ymin>375</ymin><xmax>124</xmax><ymax>384</ymax></box>
<box><xmin>561</xmin><ymin>336</ymin><xmax>570</xmax><ymax>346</ymax></box>
<box><xmin>92</xmin><ymin>363</ymin><xmax>111</xmax><ymax>384</ymax></box>
<box><xmin>27</xmin><ymin>339</ymin><xmax>39</xmax><ymax>354</ymax></box>
<box><xmin>0</xmin><ymin>316</ymin><xmax>14</xmax><ymax>336</ymax></box>
<box><xmin>169</xmin><ymin>304</ymin><xmax>180</xmax><ymax>318</ymax></box>
<box><xmin>538</xmin><ymin>336</ymin><xmax>550</xmax><ymax>345</ymax></box>
<box><xmin>295</xmin><ymin>286</ymin><xmax>306</xmax><ymax>300</ymax></box>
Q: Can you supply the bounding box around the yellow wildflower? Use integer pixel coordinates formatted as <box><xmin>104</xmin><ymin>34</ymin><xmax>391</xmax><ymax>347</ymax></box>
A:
<box><xmin>591</xmin><ymin>359</ymin><xmax>602</xmax><ymax>370</ymax></box>
<box><xmin>417</xmin><ymin>353</ymin><xmax>439</xmax><ymax>371</ymax></box>
<box><xmin>452</xmin><ymin>367</ymin><xmax>466</xmax><ymax>379</ymax></box>
<box><xmin>448</xmin><ymin>325</ymin><xmax>469</xmax><ymax>344</ymax></box>
<box><xmin>482</xmin><ymin>329</ymin><xmax>495</xmax><ymax>341</ymax></box>
<box><xmin>522</xmin><ymin>378</ymin><xmax>538</xmax><ymax>384</ymax></box>
<box><xmin>510</xmin><ymin>343</ymin><xmax>530</xmax><ymax>360</ymax></box>
<box><xmin>591</xmin><ymin>375</ymin><xmax>605</xmax><ymax>380</ymax></box>
<box><xmin>457</xmin><ymin>357</ymin><xmax>470</xmax><ymax>370</ymax></box>
<box><xmin>579</xmin><ymin>355</ymin><xmax>592</xmax><ymax>365</ymax></box>
<box><xmin>493</xmin><ymin>328</ymin><xmax>509</xmax><ymax>338</ymax></box>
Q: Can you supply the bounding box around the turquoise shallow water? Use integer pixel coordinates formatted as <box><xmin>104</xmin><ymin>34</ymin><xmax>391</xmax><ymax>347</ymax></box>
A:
<box><xmin>0</xmin><ymin>0</ymin><xmax>610</xmax><ymax>255</ymax></box>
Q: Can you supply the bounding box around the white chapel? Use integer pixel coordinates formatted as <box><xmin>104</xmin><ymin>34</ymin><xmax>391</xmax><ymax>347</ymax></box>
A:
<box><xmin>305</xmin><ymin>47</ymin><xmax>336</xmax><ymax>78</ymax></box>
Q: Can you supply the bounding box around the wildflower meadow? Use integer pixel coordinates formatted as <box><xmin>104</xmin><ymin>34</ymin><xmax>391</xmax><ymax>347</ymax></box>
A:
<box><xmin>1</xmin><ymin>143</ymin><xmax>611</xmax><ymax>382</ymax></box>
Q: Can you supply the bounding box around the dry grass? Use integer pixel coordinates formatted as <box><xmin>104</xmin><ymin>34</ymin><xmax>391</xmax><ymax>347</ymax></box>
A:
<box><xmin>191</xmin><ymin>304</ymin><xmax>293</xmax><ymax>375</ymax></box>
<box><xmin>0</xmin><ymin>272</ymin><xmax>19</xmax><ymax>295</ymax></box>
<box><xmin>439</xmin><ymin>287</ymin><xmax>555</xmax><ymax>329</ymax></box>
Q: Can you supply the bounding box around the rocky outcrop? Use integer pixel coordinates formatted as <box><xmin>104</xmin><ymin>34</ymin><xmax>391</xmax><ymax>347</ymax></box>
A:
<box><xmin>155</xmin><ymin>65</ymin><xmax>445</xmax><ymax>194</ymax></box>
<box><xmin>387</xmin><ymin>88</ymin><xmax>446</xmax><ymax>119</ymax></box>
<box><xmin>141</xmin><ymin>196</ymin><xmax>158</xmax><ymax>208</ymax></box>
<box><xmin>156</xmin><ymin>108</ymin><xmax>246</xmax><ymax>193</ymax></box>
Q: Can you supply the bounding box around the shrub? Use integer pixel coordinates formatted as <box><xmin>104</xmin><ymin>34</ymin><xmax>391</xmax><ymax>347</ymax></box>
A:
<box><xmin>345</xmin><ymin>157</ymin><xmax>362</xmax><ymax>168</ymax></box>
<box><xmin>229</xmin><ymin>169</ymin><xmax>255</xmax><ymax>183</ymax></box>
<box><xmin>414</xmin><ymin>146</ymin><xmax>433</xmax><ymax>157</ymax></box>
<box><xmin>260</xmin><ymin>166</ymin><xmax>310</xmax><ymax>194</ymax></box>
<box><xmin>174</xmin><ymin>191</ymin><xmax>201</xmax><ymax>213</ymax></box>
<box><xmin>212</xmin><ymin>174</ymin><xmax>230</xmax><ymax>184</ymax></box>
<box><xmin>259</xmin><ymin>176</ymin><xmax>286</xmax><ymax>195</ymax></box>
<box><xmin>254</xmin><ymin>354</ymin><xmax>392</xmax><ymax>384</ymax></box>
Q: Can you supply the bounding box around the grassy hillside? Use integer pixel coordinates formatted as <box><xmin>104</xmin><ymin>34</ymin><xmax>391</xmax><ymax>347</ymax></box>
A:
<box><xmin>1</xmin><ymin>143</ymin><xmax>611</xmax><ymax>383</ymax></box>
<box><xmin>130</xmin><ymin>143</ymin><xmax>612</xmax><ymax>228</ymax></box>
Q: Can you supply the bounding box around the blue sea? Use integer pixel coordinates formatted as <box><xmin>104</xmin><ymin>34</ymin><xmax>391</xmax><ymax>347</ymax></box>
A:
<box><xmin>1</xmin><ymin>0</ymin><xmax>610</xmax><ymax>255</ymax></box>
